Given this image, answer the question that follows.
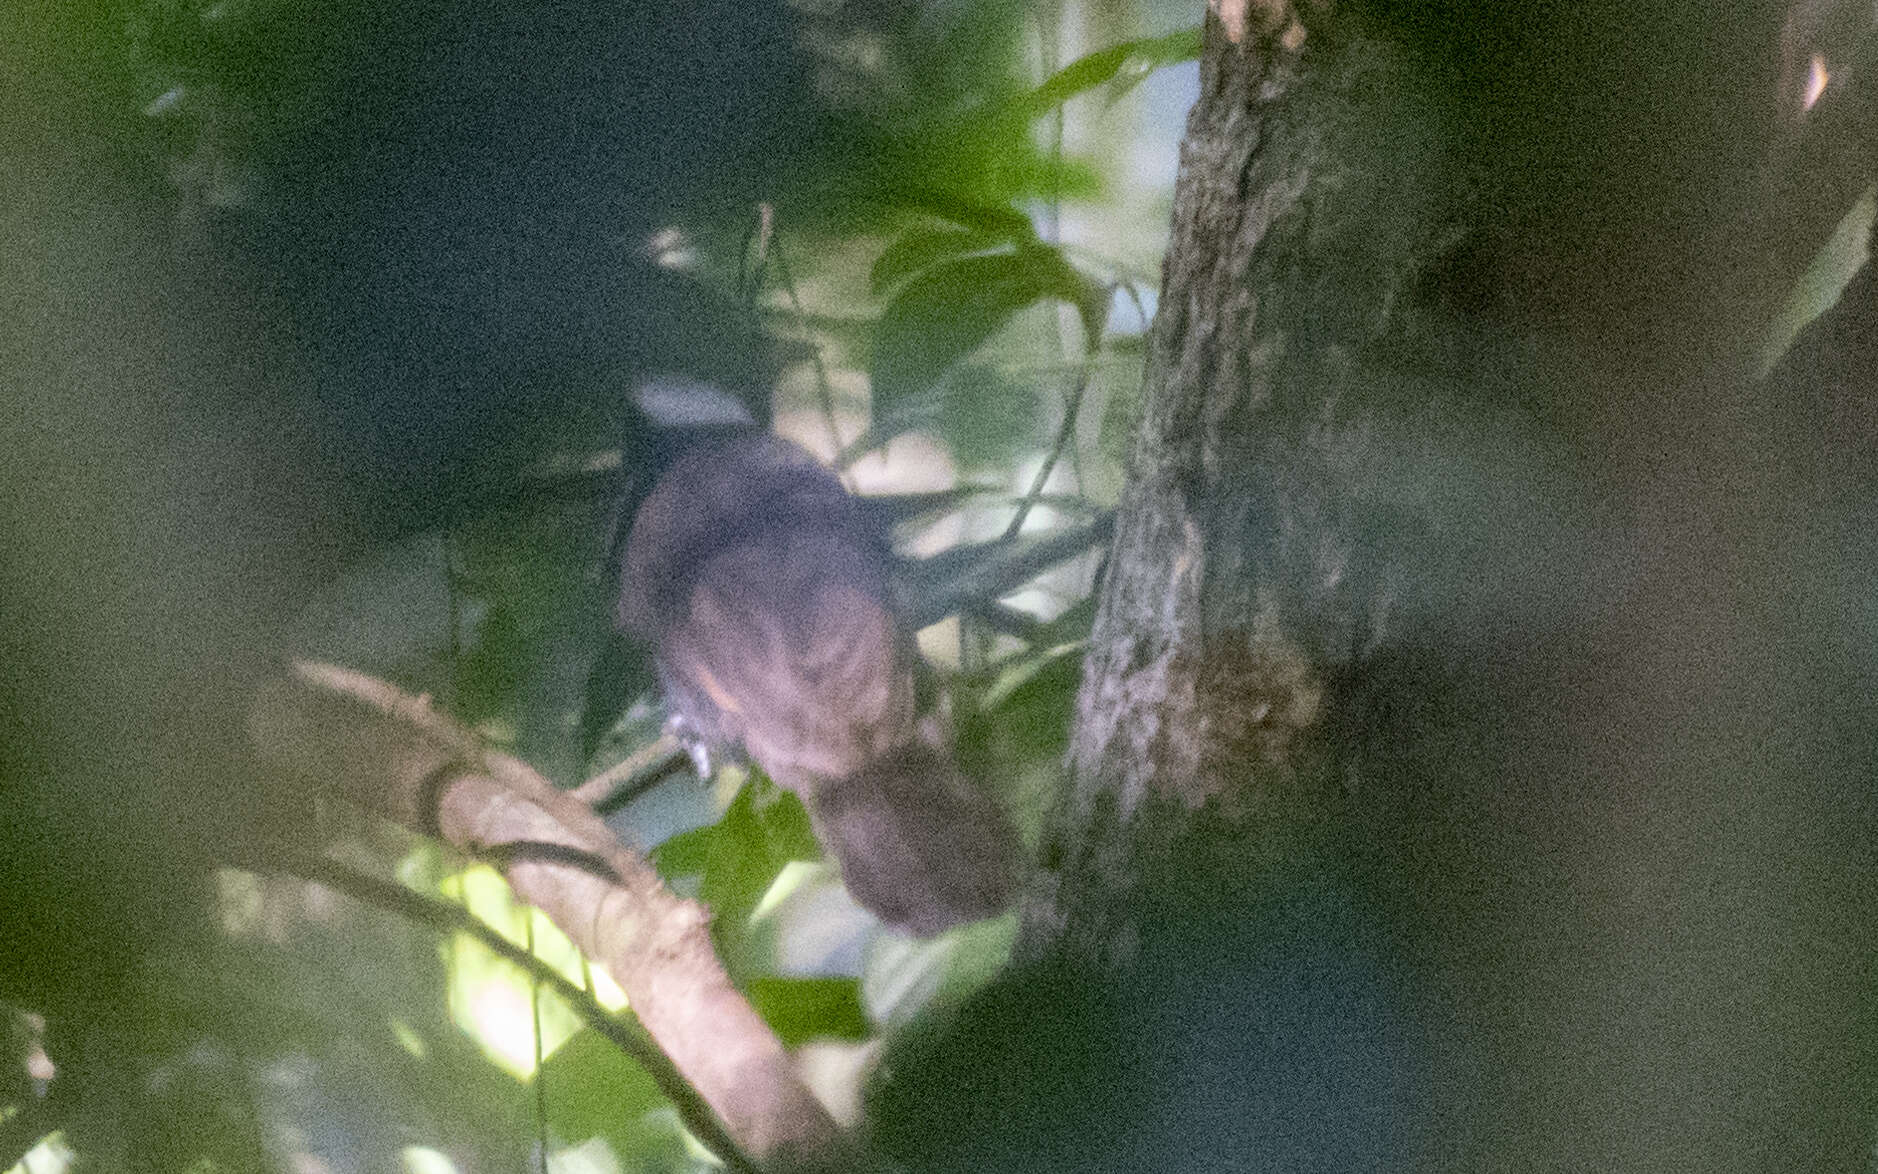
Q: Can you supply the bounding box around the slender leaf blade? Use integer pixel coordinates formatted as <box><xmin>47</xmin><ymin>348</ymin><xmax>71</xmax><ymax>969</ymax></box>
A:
<box><xmin>871</xmin><ymin>248</ymin><xmax>1102</xmax><ymax>417</ymax></box>
<box><xmin>1022</xmin><ymin>27</ymin><xmax>1202</xmax><ymax>115</ymax></box>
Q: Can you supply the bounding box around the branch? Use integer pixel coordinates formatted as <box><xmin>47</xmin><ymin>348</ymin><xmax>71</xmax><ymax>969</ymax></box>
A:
<box><xmin>900</xmin><ymin>512</ymin><xmax>1114</xmax><ymax>630</ymax></box>
<box><xmin>249</xmin><ymin>662</ymin><xmax>850</xmax><ymax>1170</ymax></box>
<box><xmin>272</xmin><ymin>853</ymin><xmax>757</xmax><ymax>1174</ymax></box>
<box><xmin>1002</xmin><ymin>354</ymin><xmax>1096</xmax><ymax>540</ymax></box>
<box><xmin>571</xmin><ymin>732</ymin><xmax>688</xmax><ymax>811</ymax></box>
<box><xmin>767</xmin><ymin>227</ymin><xmax>846</xmax><ymax>458</ymax></box>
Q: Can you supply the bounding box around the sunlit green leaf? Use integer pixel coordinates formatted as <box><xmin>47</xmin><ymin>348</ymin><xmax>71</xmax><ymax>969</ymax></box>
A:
<box><xmin>1020</xmin><ymin>27</ymin><xmax>1203</xmax><ymax>116</ymax></box>
<box><xmin>745</xmin><ymin>977</ymin><xmax>871</xmax><ymax>1045</ymax></box>
<box><xmin>536</xmin><ymin>1028</ymin><xmax>665</xmax><ymax>1142</ymax></box>
<box><xmin>442</xmin><ymin>924</ymin><xmax>584</xmax><ymax>1077</ymax></box>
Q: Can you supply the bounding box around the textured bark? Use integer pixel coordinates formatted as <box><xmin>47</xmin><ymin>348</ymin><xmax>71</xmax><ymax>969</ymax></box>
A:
<box><xmin>1008</xmin><ymin>5</ymin><xmax>1878</xmax><ymax>1171</ymax></box>
<box><xmin>1020</xmin><ymin>7</ymin><xmax>1464</xmax><ymax>964</ymax></box>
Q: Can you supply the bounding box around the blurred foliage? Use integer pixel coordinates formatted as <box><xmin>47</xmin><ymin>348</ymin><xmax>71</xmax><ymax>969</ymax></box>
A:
<box><xmin>535</xmin><ymin>1032</ymin><xmax>702</xmax><ymax>1173</ymax></box>
<box><xmin>743</xmin><ymin>978</ymin><xmax>871</xmax><ymax>1047</ymax></box>
<box><xmin>1760</xmin><ymin>184</ymin><xmax>1875</xmax><ymax>375</ymax></box>
<box><xmin>1018</xmin><ymin>26</ymin><xmax>1202</xmax><ymax>115</ymax></box>
<box><xmin>654</xmin><ymin>781</ymin><xmax>822</xmax><ymax>981</ymax></box>
<box><xmin>919</xmin><ymin>363</ymin><xmax>1050</xmax><ymax>474</ymax></box>
<box><xmin>871</xmin><ymin>245</ymin><xmax>1107</xmax><ymax>417</ymax></box>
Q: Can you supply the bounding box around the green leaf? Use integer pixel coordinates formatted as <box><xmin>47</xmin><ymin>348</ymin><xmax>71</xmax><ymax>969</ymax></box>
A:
<box><xmin>872</xmin><ymin>249</ymin><xmax>1104</xmax><ymax>418</ymax></box>
<box><xmin>539</xmin><ymin>1034</ymin><xmax>718</xmax><ymax>1169</ymax></box>
<box><xmin>652</xmin><ymin>782</ymin><xmax>818</xmax><ymax>901</ymax></box>
<box><xmin>890</xmin><ymin>190</ymin><xmax>1040</xmax><ymax>242</ymax></box>
<box><xmin>745</xmin><ymin>977</ymin><xmax>871</xmax><ymax>1045</ymax></box>
<box><xmin>847</xmin><ymin>118</ymin><xmax>1108</xmax><ymax>212</ymax></box>
<box><xmin>537</xmin><ymin>1028</ymin><xmax>666</xmax><ymax>1144</ymax></box>
<box><xmin>651</xmin><ymin>823</ymin><xmax>719</xmax><ymax>877</ymax></box>
<box><xmin>871</xmin><ymin>225</ymin><xmax>1007</xmax><ymax>294</ymax></box>
<box><xmin>938</xmin><ymin>364</ymin><xmax>1049</xmax><ymax>471</ymax></box>
<box><xmin>453</xmin><ymin>603</ymin><xmax>528</xmax><ymax>724</ymax></box>
<box><xmin>671</xmin><ymin>781</ymin><xmax>824</xmax><ymax>977</ymax></box>
<box><xmin>756</xmin><ymin>786</ymin><xmax>820</xmax><ymax>862</ymax></box>
<box><xmin>855</xmin><ymin>363</ymin><xmax>1049</xmax><ymax>471</ymax></box>
<box><xmin>975</xmin><ymin>643</ymin><xmax>1084</xmax><ymax>768</ymax></box>
<box><xmin>699</xmin><ymin>786</ymin><xmax>778</xmax><ymax>928</ymax></box>
<box><xmin>978</xmin><ymin>635</ymin><xmax>1089</xmax><ymax>712</ymax></box>
<box><xmin>1021</xmin><ymin>27</ymin><xmax>1203</xmax><ymax>116</ymax></box>
<box><xmin>692</xmin><ymin>788</ymin><xmax>780</xmax><ymax>979</ymax></box>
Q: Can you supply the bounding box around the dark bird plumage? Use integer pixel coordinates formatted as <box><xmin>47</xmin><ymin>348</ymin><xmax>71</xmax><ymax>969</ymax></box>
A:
<box><xmin>618</xmin><ymin>431</ymin><xmax>1019</xmax><ymax>935</ymax></box>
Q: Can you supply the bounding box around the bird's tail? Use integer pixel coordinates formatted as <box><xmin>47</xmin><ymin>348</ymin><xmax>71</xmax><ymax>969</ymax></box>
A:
<box><xmin>805</xmin><ymin>743</ymin><xmax>1020</xmax><ymax>937</ymax></box>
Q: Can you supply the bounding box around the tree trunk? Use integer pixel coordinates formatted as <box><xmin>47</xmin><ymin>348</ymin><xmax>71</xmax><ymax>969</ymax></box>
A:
<box><xmin>1020</xmin><ymin>6</ymin><xmax>1468</xmax><ymax>964</ymax></box>
<box><xmin>1010</xmin><ymin>3</ymin><xmax>1878</xmax><ymax>1170</ymax></box>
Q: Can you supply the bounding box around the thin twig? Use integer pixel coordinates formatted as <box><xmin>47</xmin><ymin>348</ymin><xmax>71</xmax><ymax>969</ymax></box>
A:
<box><xmin>964</xmin><ymin>599</ymin><xmax>1050</xmax><ymax>642</ymax></box>
<box><xmin>527</xmin><ymin>912</ymin><xmax>549</xmax><ymax>1174</ymax></box>
<box><xmin>903</xmin><ymin>511</ymin><xmax>1114</xmax><ymax>629</ymax></box>
<box><xmin>571</xmin><ymin>731</ymin><xmax>687</xmax><ymax>809</ymax></box>
<box><xmin>768</xmin><ymin>231</ymin><xmax>845</xmax><ymax>458</ymax></box>
<box><xmin>738</xmin><ymin>203</ymin><xmax>774</xmax><ymax>308</ymax></box>
<box><xmin>1066</xmin><ymin>372</ymin><xmax>1088</xmax><ymax>490</ymax></box>
<box><xmin>834</xmin><ymin>421</ymin><xmax>889</xmax><ymax>471</ymax></box>
<box><xmin>1002</xmin><ymin>356</ymin><xmax>1096</xmax><ymax>540</ymax></box>
<box><xmin>1035</xmin><ymin>0</ymin><xmax>1065</xmax><ymax>249</ymax></box>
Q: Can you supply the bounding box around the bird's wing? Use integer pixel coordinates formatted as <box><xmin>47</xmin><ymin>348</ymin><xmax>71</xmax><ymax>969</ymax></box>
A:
<box><xmin>661</xmin><ymin>529</ymin><xmax>914</xmax><ymax>787</ymax></box>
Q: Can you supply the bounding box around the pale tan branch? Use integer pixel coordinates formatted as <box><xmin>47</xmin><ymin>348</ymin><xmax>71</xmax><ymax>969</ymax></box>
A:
<box><xmin>249</xmin><ymin>660</ymin><xmax>848</xmax><ymax>1170</ymax></box>
<box><xmin>572</xmin><ymin>731</ymin><xmax>687</xmax><ymax>809</ymax></box>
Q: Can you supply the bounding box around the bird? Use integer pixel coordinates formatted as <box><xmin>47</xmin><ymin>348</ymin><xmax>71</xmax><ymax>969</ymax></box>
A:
<box><xmin>616</xmin><ymin>391</ymin><xmax>1020</xmax><ymax>936</ymax></box>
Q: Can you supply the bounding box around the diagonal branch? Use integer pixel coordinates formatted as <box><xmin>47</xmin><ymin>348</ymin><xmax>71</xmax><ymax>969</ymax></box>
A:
<box><xmin>273</xmin><ymin>853</ymin><xmax>757</xmax><ymax>1174</ymax></box>
<box><xmin>900</xmin><ymin>512</ymin><xmax>1114</xmax><ymax>630</ymax></box>
<box><xmin>249</xmin><ymin>661</ymin><xmax>850</xmax><ymax>1170</ymax></box>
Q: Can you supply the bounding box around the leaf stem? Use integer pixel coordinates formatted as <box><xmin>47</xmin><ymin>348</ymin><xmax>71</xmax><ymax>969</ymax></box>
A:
<box><xmin>1002</xmin><ymin>355</ymin><xmax>1095</xmax><ymax>540</ymax></box>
